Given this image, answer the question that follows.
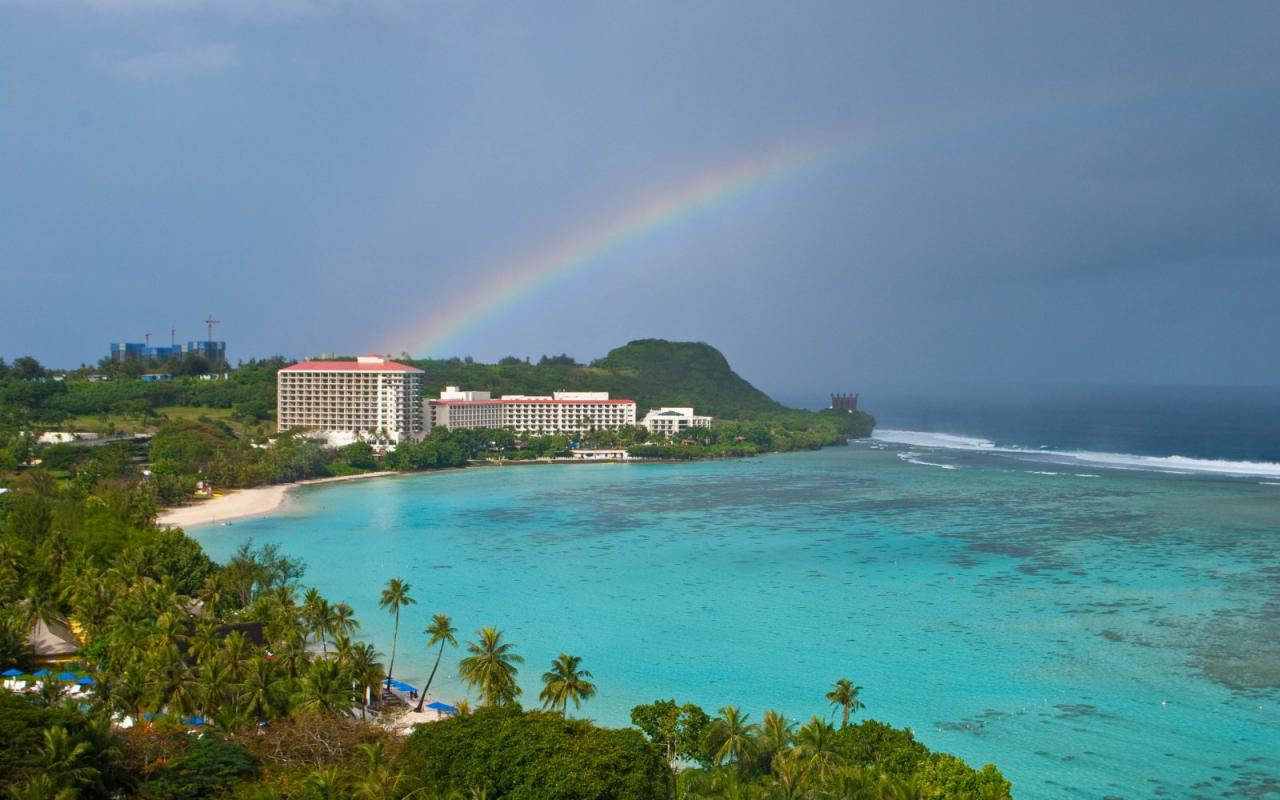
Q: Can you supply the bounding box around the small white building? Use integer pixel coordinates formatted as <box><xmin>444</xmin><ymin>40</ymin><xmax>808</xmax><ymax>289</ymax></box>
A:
<box><xmin>37</xmin><ymin>432</ymin><xmax>101</xmax><ymax>445</ymax></box>
<box><xmin>642</xmin><ymin>407</ymin><xmax>712</xmax><ymax>437</ymax></box>
<box><xmin>569</xmin><ymin>449</ymin><xmax>630</xmax><ymax>461</ymax></box>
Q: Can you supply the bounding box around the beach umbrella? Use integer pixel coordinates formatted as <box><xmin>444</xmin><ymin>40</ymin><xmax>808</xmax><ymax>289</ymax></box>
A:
<box><xmin>57</xmin><ymin>671</ymin><xmax>77</xmax><ymax>681</ymax></box>
<box><xmin>32</xmin><ymin>669</ymin><xmax>49</xmax><ymax>677</ymax></box>
<box><xmin>1</xmin><ymin>668</ymin><xmax>22</xmax><ymax>677</ymax></box>
<box><xmin>76</xmin><ymin>676</ymin><xmax>95</xmax><ymax>685</ymax></box>
<box><xmin>426</xmin><ymin>701</ymin><xmax>459</xmax><ymax>715</ymax></box>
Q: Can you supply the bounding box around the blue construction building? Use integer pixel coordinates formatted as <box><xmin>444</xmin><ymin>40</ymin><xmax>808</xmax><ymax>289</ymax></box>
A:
<box><xmin>109</xmin><ymin>340</ymin><xmax>225</xmax><ymax>364</ymax></box>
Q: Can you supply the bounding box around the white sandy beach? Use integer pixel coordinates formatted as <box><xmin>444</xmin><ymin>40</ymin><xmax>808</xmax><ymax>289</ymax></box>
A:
<box><xmin>157</xmin><ymin>471</ymin><xmax>397</xmax><ymax>529</ymax></box>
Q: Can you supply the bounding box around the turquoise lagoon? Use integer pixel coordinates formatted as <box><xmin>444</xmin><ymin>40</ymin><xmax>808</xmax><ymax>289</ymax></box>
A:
<box><xmin>192</xmin><ymin>442</ymin><xmax>1280</xmax><ymax>798</ymax></box>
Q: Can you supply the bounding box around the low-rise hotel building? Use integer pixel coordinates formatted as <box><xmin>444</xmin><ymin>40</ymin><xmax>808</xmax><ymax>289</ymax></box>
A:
<box><xmin>642</xmin><ymin>407</ymin><xmax>713</xmax><ymax>436</ymax></box>
<box><xmin>427</xmin><ymin>386</ymin><xmax>636</xmax><ymax>435</ymax></box>
<box><xmin>277</xmin><ymin>355</ymin><xmax>425</xmax><ymax>446</ymax></box>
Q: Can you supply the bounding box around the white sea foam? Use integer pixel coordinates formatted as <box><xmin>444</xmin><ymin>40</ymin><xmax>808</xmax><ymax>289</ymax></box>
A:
<box><xmin>895</xmin><ymin>450</ymin><xmax>958</xmax><ymax>470</ymax></box>
<box><xmin>906</xmin><ymin>458</ymin><xmax>958</xmax><ymax>470</ymax></box>
<box><xmin>877</xmin><ymin>430</ymin><xmax>997</xmax><ymax>450</ymax></box>
<box><xmin>873</xmin><ymin>429</ymin><xmax>1280</xmax><ymax>479</ymax></box>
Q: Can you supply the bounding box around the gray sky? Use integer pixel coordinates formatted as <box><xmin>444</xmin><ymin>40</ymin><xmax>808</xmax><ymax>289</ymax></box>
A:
<box><xmin>1</xmin><ymin>1</ymin><xmax>1277</xmax><ymax>395</ymax></box>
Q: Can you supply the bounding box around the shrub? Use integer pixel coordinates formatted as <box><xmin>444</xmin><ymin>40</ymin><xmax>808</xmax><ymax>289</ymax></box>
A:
<box><xmin>397</xmin><ymin>706</ymin><xmax>672</xmax><ymax>800</ymax></box>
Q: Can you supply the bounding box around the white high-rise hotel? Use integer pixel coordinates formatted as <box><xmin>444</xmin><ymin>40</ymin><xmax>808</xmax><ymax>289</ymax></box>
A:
<box><xmin>428</xmin><ymin>387</ymin><xmax>637</xmax><ymax>435</ymax></box>
<box><xmin>277</xmin><ymin>355</ymin><xmax>425</xmax><ymax>445</ymax></box>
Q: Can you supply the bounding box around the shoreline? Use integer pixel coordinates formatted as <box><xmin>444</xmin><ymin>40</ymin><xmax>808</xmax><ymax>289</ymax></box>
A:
<box><xmin>157</xmin><ymin>471</ymin><xmax>398</xmax><ymax>529</ymax></box>
<box><xmin>157</xmin><ymin>444</ymin><xmax>855</xmax><ymax>530</ymax></box>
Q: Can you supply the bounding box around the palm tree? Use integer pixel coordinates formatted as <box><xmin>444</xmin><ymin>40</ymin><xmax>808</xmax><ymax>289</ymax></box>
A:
<box><xmin>346</xmin><ymin>642</ymin><xmax>386</xmax><ymax>719</ymax></box>
<box><xmin>378</xmin><ymin>578</ymin><xmax>415</xmax><ymax>688</ymax></box>
<box><xmin>239</xmin><ymin>656</ymin><xmax>286</xmax><ymax>723</ymax></box>
<box><xmin>352</xmin><ymin>742</ymin><xmax>407</xmax><ymax>800</ymax></box>
<box><xmin>295</xmin><ymin>659</ymin><xmax>354</xmax><ymax>717</ymax></box>
<box><xmin>794</xmin><ymin>716</ymin><xmax>842</xmax><ymax>781</ymax></box>
<box><xmin>828</xmin><ymin>765</ymin><xmax>879</xmax><ymax>800</ymax></box>
<box><xmin>303</xmin><ymin>766</ymin><xmax>349</xmax><ymax>800</ymax></box>
<box><xmin>539</xmin><ymin>653</ymin><xmax>597</xmax><ymax>714</ymax></box>
<box><xmin>458</xmin><ymin>626</ymin><xmax>523</xmax><ymax>706</ymax></box>
<box><xmin>145</xmin><ymin>650</ymin><xmax>197</xmax><ymax>715</ymax></box>
<box><xmin>758</xmin><ymin>708</ymin><xmax>796</xmax><ymax>767</ymax></box>
<box><xmin>188</xmin><ymin>621</ymin><xmax>221</xmax><ymax>666</ymax></box>
<box><xmin>331</xmin><ymin>601</ymin><xmax>360</xmax><ymax>640</ymax></box>
<box><xmin>39</xmin><ymin>726</ymin><xmax>100</xmax><ymax>795</ymax></box>
<box><xmin>8</xmin><ymin>773</ymin><xmax>77</xmax><ymax>800</ymax></box>
<box><xmin>707</xmin><ymin>706</ymin><xmax>757</xmax><ymax>767</ymax></box>
<box><xmin>696</xmin><ymin>769</ymin><xmax>762</xmax><ymax>800</ymax></box>
<box><xmin>302</xmin><ymin>589</ymin><xmax>332</xmax><ymax>656</ymax></box>
<box><xmin>414</xmin><ymin>613</ymin><xmax>458</xmax><ymax>712</ymax></box>
<box><xmin>275</xmin><ymin>629</ymin><xmax>310</xmax><ymax>681</ymax></box>
<box><xmin>883</xmin><ymin>776</ymin><xmax>930</xmax><ymax>800</ymax></box>
<box><xmin>768</xmin><ymin>750</ymin><xmax>812</xmax><ymax>800</ymax></box>
<box><xmin>221</xmin><ymin>630</ymin><xmax>251</xmax><ymax>682</ymax></box>
<box><xmin>106</xmin><ymin>664</ymin><xmax>147</xmax><ymax>719</ymax></box>
<box><xmin>332</xmin><ymin>632</ymin><xmax>355</xmax><ymax>668</ymax></box>
<box><xmin>196</xmin><ymin>659</ymin><xmax>236</xmax><ymax>718</ymax></box>
<box><xmin>826</xmin><ymin>678</ymin><xmax>864</xmax><ymax>728</ymax></box>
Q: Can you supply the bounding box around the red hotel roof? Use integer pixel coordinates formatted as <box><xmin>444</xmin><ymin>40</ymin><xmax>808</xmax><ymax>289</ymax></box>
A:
<box><xmin>280</xmin><ymin>360</ymin><xmax>423</xmax><ymax>373</ymax></box>
<box><xmin>430</xmin><ymin>398</ymin><xmax>635</xmax><ymax>405</ymax></box>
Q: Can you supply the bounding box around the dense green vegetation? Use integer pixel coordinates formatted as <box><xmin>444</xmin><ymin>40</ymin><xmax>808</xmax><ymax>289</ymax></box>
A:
<box><xmin>399</xmin><ymin>706</ymin><xmax>671</xmax><ymax>800</ymax></box>
<box><xmin>627</xmin><ymin>699</ymin><xmax>1012</xmax><ymax>799</ymax></box>
<box><xmin>412</xmin><ymin>339</ymin><xmax>872</xmax><ymax>427</ymax></box>
<box><xmin>0</xmin><ymin>357</ymin><xmax>282</xmax><ymax>436</ymax></box>
<box><xmin>0</xmin><ymin>341</ymin><xmax>874</xmax><ymax>501</ymax></box>
<box><xmin>409</xmin><ymin>340</ymin><xmax>874</xmax><ymax>457</ymax></box>
<box><xmin>0</xmin><ymin>446</ymin><xmax>1010</xmax><ymax>799</ymax></box>
<box><xmin>0</xmin><ymin>346</ymin><xmax>1014</xmax><ymax>798</ymax></box>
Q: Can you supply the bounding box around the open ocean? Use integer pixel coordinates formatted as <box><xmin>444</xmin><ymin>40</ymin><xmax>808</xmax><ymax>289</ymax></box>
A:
<box><xmin>192</xmin><ymin>385</ymin><xmax>1280</xmax><ymax>799</ymax></box>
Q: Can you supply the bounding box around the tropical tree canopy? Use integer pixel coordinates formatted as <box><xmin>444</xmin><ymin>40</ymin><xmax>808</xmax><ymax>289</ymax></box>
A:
<box><xmin>457</xmin><ymin>626</ymin><xmax>523</xmax><ymax>707</ymax></box>
<box><xmin>539</xmin><ymin>653</ymin><xmax>598</xmax><ymax>714</ymax></box>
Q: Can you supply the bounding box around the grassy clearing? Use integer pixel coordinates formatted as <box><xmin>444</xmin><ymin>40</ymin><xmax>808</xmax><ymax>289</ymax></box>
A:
<box><xmin>55</xmin><ymin>406</ymin><xmax>265</xmax><ymax>437</ymax></box>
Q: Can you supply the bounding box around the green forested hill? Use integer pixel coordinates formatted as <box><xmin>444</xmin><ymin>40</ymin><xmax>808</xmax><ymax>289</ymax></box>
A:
<box><xmin>410</xmin><ymin>339</ymin><xmax>791</xmax><ymax>419</ymax></box>
<box><xmin>591</xmin><ymin>339</ymin><xmax>785</xmax><ymax>418</ymax></box>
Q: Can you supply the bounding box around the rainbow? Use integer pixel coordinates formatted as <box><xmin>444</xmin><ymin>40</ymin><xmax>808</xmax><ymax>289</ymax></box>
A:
<box><xmin>385</xmin><ymin>69</ymin><xmax>1250</xmax><ymax>357</ymax></box>
<box><xmin>389</xmin><ymin>134</ymin><xmax>853</xmax><ymax>357</ymax></box>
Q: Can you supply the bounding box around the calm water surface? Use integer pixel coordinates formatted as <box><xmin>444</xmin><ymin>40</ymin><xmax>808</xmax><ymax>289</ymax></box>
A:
<box><xmin>193</xmin><ymin>444</ymin><xmax>1280</xmax><ymax>799</ymax></box>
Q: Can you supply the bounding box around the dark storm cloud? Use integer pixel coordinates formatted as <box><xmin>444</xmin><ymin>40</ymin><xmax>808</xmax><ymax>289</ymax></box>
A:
<box><xmin>0</xmin><ymin>1</ymin><xmax>1276</xmax><ymax>389</ymax></box>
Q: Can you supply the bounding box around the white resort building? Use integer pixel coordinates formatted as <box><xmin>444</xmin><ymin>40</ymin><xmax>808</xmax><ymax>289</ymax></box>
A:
<box><xmin>427</xmin><ymin>387</ymin><xmax>637</xmax><ymax>435</ymax></box>
<box><xmin>277</xmin><ymin>355</ymin><xmax>425</xmax><ymax>446</ymax></box>
<box><xmin>642</xmin><ymin>407</ymin><xmax>713</xmax><ymax>436</ymax></box>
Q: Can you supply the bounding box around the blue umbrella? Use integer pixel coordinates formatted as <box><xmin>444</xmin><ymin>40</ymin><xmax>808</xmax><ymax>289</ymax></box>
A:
<box><xmin>1</xmin><ymin>668</ymin><xmax>22</xmax><ymax>677</ymax></box>
<box><xmin>57</xmin><ymin>672</ymin><xmax>77</xmax><ymax>681</ymax></box>
<box><xmin>76</xmin><ymin>676</ymin><xmax>95</xmax><ymax>685</ymax></box>
<box><xmin>426</xmin><ymin>701</ymin><xmax>459</xmax><ymax>715</ymax></box>
<box><xmin>182</xmin><ymin>716</ymin><xmax>206</xmax><ymax>726</ymax></box>
<box><xmin>32</xmin><ymin>669</ymin><xmax>50</xmax><ymax>677</ymax></box>
<box><xmin>141</xmin><ymin>713</ymin><xmax>158</xmax><ymax>720</ymax></box>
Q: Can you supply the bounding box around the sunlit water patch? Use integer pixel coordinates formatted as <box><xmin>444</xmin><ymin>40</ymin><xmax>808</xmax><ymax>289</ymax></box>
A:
<box><xmin>192</xmin><ymin>446</ymin><xmax>1280</xmax><ymax>799</ymax></box>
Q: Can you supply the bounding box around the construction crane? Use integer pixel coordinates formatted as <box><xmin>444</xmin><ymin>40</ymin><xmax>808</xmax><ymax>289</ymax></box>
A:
<box><xmin>144</xmin><ymin>331</ymin><xmax>151</xmax><ymax>347</ymax></box>
<box><xmin>205</xmin><ymin>316</ymin><xmax>221</xmax><ymax>343</ymax></box>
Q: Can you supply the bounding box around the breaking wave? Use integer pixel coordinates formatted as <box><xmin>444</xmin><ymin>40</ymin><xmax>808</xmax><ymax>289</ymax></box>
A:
<box><xmin>872</xmin><ymin>429</ymin><xmax>1280</xmax><ymax>479</ymax></box>
<box><xmin>896</xmin><ymin>451</ymin><xmax>958</xmax><ymax>470</ymax></box>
